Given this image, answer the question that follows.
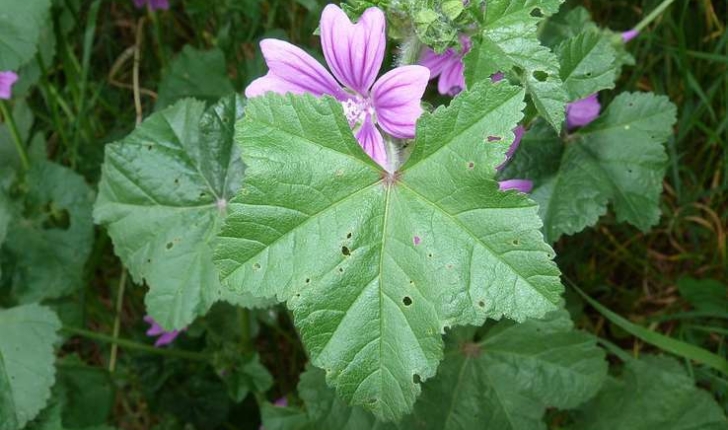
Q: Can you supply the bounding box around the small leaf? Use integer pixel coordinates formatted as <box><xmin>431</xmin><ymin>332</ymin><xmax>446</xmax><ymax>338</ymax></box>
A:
<box><xmin>155</xmin><ymin>46</ymin><xmax>235</xmax><ymax>110</ymax></box>
<box><xmin>223</xmin><ymin>353</ymin><xmax>273</xmax><ymax>403</ymax></box>
<box><xmin>573</xmin><ymin>355</ymin><xmax>728</xmax><ymax>429</ymax></box>
<box><xmin>4</xmin><ymin>160</ymin><xmax>94</xmax><ymax>303</ymax></box>
<box><xmin>0</xmin><ymin>304</ymin><xmax>61</xmax><ymax>430</ymax></box>
<box><xmin>0</xmin><ymin>0</ymin><xmax>52</xmax><ymax>70</ymax></box>
<box><xmin>95</xmin><ymin>95</ymin><xmax>268</xmax><ymax>331</ymax></box>
<box><xmin>558</xmin><ymin>30</ymin><xmax>618</xmax><ymax>99</ymax></box>
<box><xmin>215</xmin><ymin>80</ymin><xmax>563</xmax><ymax>420</ymax></box>
<box><xmin>464</xmin><ymin>0</ymin><xmax>568</xmax><ymax>130</ymax></box>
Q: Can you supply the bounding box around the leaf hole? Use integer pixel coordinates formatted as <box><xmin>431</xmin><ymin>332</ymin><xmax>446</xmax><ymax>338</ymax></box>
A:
<box><xmin>511</xmin><ymin>239</ymin><xmax>520</xmax><ymax>246</ymax></box>
<box><xmin>532</xmin><ymin>70</ymin><xmax>548</xmax><ymax>82</ymax></box>
<box><xmin>253</xmin><ymin>263</ymin><xmax>261</xmax><ymax>270</ymax></box>
<box><xmin>346</xmin><ymin>232</ymin><xmax>352</xmax><ymax>239</ymax></box>
<box><xmin>478</xmin><ymin>300</ymin><xmax>485</xmax><ymax>308</ymax></box>
<box><xmin>413</xmin><ymin>374</ymin><xmax>421</xmax><ymax>384</ymax></box>
<box><xmin>530</xmin><ymin>7</ymin><xmax>543</xmax><ymax>17</ymax></box>
<box><xmin>174</xmin><ymin>178</ymin><xmax>179</xmax><ymax>185</ymax></box>
<box><xmin>467</xmin><ymin>161</ymin><xmax>475</xmax><ymax>170</ymax></box>
<box><xmin>338</xmin><ymin>267</ymin><xmax>344</xmax><ymax>273</ymax></box>
<box><xmin>305</xmin><ymin>278</ymin><xmax>310</xmax><ymax>284</ymax></box>
<box><xmin>166</xmin><ymin>242</ymin><xmax>174</xmax><ymax>250</ymax></box>
<box><xmin>341</xmin><ymin>246</ymin><xmax>351</xmax><ymax>256</ymax></box>
<box><xmin>428</xmin><ymin>253</ymin><xmax>433</xmax><ymax>258</ymax></box>
<box><xmin>403</xmin><ymin>296</ymin><xmax>413</xmax><ymax>306</ymax></box>
<box><xmin>41</xmin><ymin>205</ymin><xmax>70</xmax><ymax>230</ymax></box>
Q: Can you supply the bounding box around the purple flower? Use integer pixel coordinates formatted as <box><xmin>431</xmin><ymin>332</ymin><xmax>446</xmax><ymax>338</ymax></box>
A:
<box><xmin>273</xmin><ymin>397</ymin><xmax>287</xmax><ymax>407</ymax></box>
<box><xmin>419</xmin><ymin>35</ymin><xmax>471</xmax><ymax>96</ymax></box>
<box><xmin>566</xmin><ymin>94</ymin><xmax>601</xmax><ymax>129</ymax></box>
<box><xmin>496</xmin><ymin>125</ymin><xmax>525</xmax><ymax>171</ymax></box>
<box><xmin>133</xmin><ymin>0</ymin><xmax>169</xmax><ymax>10</ymax></box>
<box><xmin>498</xmin><ymin>179</ymin><xmax>533</xmax><ymax>193</ymax></box>
<box><xmin>419</xmin><ymin>37</ymin><xmax>505</xmax><ymax>96</ymax></box>
<box><xmin>0</xmin><ymin>71</ymin><xmax>19</xmax><ymax>100</ymax></box>
<box><xmin>621</xmin><ymin>29</ymin><xmax>639</xmax><ymax>43</ymax></box>
<box><xmin>144</xmin><ymin>315</ymin><xmax>183</xmax><ymax>347</ymax></box>
<box><xmin>245</xmin><ymin>5</ymin><xmax>430</xmax><ymax>171</ymax></box>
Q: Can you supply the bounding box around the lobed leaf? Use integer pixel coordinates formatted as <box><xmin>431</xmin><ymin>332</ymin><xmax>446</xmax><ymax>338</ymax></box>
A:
<box><xmin>3</xmin><ymin>160</ymin><xmax>94</xmax><ymax>303</ymax></box>
<box><xmin>573</xmin><ymin>356</ymin><xmax>728</xmax><ymax>429</ymax></box>
<box><xmin>464</xmin><ymin>0</ymin><xmax>568</xmax><ymax>130</ymax></box>
<box><xmin>0</xmin><ymin>304</ymin><xmax>61</xmax><ymax>430</ymax></box>
<box><xmin>263</xmin><ymin>311</ymin><xmax>607</xmax><ymax>430</ymax></box>
<box><xmin>398</xmin><ymin>310</ymin><xmax>607</xmax><ymax>430</ymax></box>
<box><xmin>0</xmin><ymin>0</ymin><xmax>51</xmax><ymax>70</ymax></box>
<box><xmin>214</xmin><ymin>80</ymin><xmax>563</xmax><ymax>420</ymax></box>
<box><xmin>94</xmin><ymin>95</ymin><xmax>268</xmax><ymax>331</ymax></box>
<box><xmin>503</xmin><ymin>93</ymin><xmax>677</xmax><ymax>242</ymax></box>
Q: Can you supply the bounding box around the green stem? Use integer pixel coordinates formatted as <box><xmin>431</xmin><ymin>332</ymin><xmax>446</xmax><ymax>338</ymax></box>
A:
<box><xmin>108</xmin><ymin>269</ymin><xmax>127</xmax><ymax>372</ymax></box>
<box><xmin>0</xmin><ymin>101</ymin><xmax>29</xmax><ymax>170</ymax></box>
<box><xmin>634</xmin><ymin>0</ymin><xmax>676</xmax><ymax>32</ymax></box>
<box><xmin>63</xmin><ymin>326</ymin><xmax>210</xmax><ymax>361</ymax></box>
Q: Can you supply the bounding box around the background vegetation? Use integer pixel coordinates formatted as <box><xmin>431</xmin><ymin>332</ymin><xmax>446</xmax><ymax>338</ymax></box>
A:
<box><xmin>1</xmin><ymin>0</ymin><xmax>726</xmax><ymax>428</ymax></box>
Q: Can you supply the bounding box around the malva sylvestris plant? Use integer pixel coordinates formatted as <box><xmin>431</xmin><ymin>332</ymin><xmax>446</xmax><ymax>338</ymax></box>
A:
<box><xmin>3</xmin><ymin>0</ymin><xmax>726</xmax><ymax>429</ymax></box>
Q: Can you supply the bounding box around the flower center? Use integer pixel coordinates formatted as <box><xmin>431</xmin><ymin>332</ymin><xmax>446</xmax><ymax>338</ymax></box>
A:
<box><xmin>341</xmin><ymin>95</ymin><xmax>375</xmax><ymax>128</ymax></box>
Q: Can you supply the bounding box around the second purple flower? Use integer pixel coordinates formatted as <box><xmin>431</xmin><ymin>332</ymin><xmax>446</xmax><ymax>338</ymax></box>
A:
<box><xmin>245</xmin><ymin>5</ymin><xmax>430</xmax><ymax>171</ymax></box>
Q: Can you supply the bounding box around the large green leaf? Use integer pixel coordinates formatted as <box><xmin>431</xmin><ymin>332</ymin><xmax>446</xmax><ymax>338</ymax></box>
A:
<box><xmin>0</xmin><ymin>0</ymin><xmax>51</xmax><ymax>70</ymax></box>
<box><xmin>573</xmin><ymin>355</ymin><xmax>728</xmax><ymax>429</ymax></box>
<box><xmin>155</xmin><ymin>46</ymin><xmax>235</xmax><ymax>110</ymax></box>
<box><xmin>94</xmin><ymin>95</ymin><xmax>267</xmax><ymax>331</ymax></box>
<box><xmin>214</xmin><ymin>80</ymin><xmax>563</xmax><ymax>420</ymax></box>
<box><xmin>557</xmin><ymin>30</ymin><xmax>618</xmax><ymax>100</ymax></box>
<box><xmin>504</xmin><ymin>93</ymin><xmax>677</xmax><ymax>242</ymax></box>
<box><xmin>398</xmin><ymin>310</ymin><xmax>607</xmax><ymax>430</ymax></box>
<box><xmin>264</xmin><ymin>311</ymin><xmax>606</xmax><ymax>430</ymax></box>
<box><xmin>3</xmin><ymin>160</ymin><xmax>94</xmax><ymax>302</ymax></box>
<box><xmin>464</xmin><ymin>0</ymin><xmax>568</xmax><ymax>130</ymax></box>
<box><xmin>0</xmin><ymin>304</ymin><xmax>61</xmax><ymax>430</ymax></box>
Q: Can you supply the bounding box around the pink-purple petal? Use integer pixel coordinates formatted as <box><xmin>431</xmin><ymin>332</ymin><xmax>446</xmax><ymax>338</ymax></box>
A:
<box><xmin>245</xmin><ymin>39</ymin><xmax>346</xmax><ymax>100</ymax></box>
<box><xmin>371</xmin><ymin>65</ymin><xmax>429</xmax><ymax>139</ymax></box>
<box><xmin>320</xmin><ymin>5</ymin><xmax>386</xmax><ymax>94</ymax></box>
<box><xmin>621</xmin><ymin>29</ymin><xmax>639</xmax><ymax>43</ymax></box>
<box><xmin>419</xmin><ymin>48</ymin><xmax>454</xmax><ymax>78</ymax></box>
<box><xmin>437</xmin><ymin>60</ymin><xmax>465</xmax><ymax>96</ymax></box>
<box><xmin>154</xmin><ymin>331</ymin><xmax>181</xmax><ymax>347</ymax></box>
<box><xmin>0</xmin><ymin>71</ymin><xmax>18</xmax><ymax>100</ymax></box>
<box><xmin>133</xmin><ymin>0</ymin><xmax>169</xmax><ymax>10</ymax></box>
<box><xmin>499</xmin><ymin>179</ymin><xmax>533</xmax><ymax>193</ymax></box>
<box><xmin>496</xmin><ymin>125</ymin><xmax>525</xmax><ymax>171</ymax></box>
<box><xmin>566</xmin><ymin>93</ymin><xmax>601</xmax><ymax>129</ymax></box>
<box><xmin>355</xmin><ymin>115</ymin><xmax>388</xmax><ymax>169</ymax></box>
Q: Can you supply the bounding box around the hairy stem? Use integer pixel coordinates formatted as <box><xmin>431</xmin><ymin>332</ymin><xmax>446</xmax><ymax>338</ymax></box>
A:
<box><xmin>0</xmin><ymin>101</ymin><xmax>29</xmax><ymax>170</ymax></box>
<box><xmin>634</xmin><ymin>0</ymin><xmax>676</xmax><ymax>32</ymax></box>
<box><xmin>63</xmin><ymin>326</ymin><xmax>210</xmax><ymax>361</ymax></box>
